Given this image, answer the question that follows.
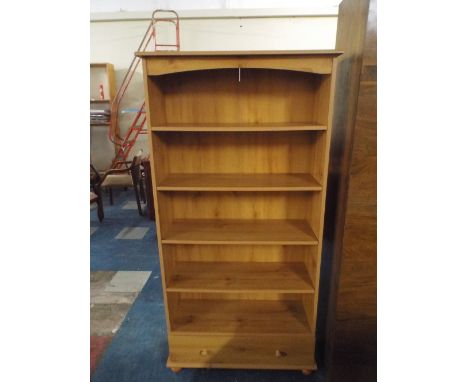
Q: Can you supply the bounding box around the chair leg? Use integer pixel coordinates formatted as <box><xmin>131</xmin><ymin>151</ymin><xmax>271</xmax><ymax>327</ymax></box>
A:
<box><xmin>133</xmin><ymin>184</ymin><xmax>143</xmax><ymax>216</ymax></box>
<box><xmin>97</xmin><ymin>198</ymin><xmax>104</xmax><ymax>222</ymax></box>
<box><xmin>96</xmin><ymin>186</ymin><xmax>104</xmax><ymax>222</ymax></box>
<box><xmin>139</xmin><ymin>179</ymin><xmax>146</xmax><ymax>204</ymax></box>
<box><xmin>109</xmin><ymin>187</ymin><xmax>113</xmax><ymax>205</ymax></box>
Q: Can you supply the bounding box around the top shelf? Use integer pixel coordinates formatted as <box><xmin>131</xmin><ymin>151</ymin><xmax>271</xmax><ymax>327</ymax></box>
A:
<box><xmin>151</xmin><ymin>123</ymin><xmax>326</xmax><ymax>132</ymax></box>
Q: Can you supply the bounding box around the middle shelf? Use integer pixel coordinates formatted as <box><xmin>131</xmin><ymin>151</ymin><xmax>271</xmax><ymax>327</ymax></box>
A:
<box><xmin>158</xmin><ymin>191</ymin><xmax>322</xmax><ymax>245</ymax></box>
<box><xmin>157</xmin><ymin>173</ymin><xmax>322</xmax><ymax>191</ymax></box>
<box><xmin>151</xmin><ymin>122</ymin><xmax>327</xmax><ymax>132</ymax></box>
<box><xmin>153</xmin><ymin>130</ymin><xmax>328</xmax><ymax>191</ymax></box>
<box><xmin>167</xmin><ymin>261</ymin><xmax>315</xmax><ymax>293</ymax></box>
<box><xmin>161</xmin><ymin>219</ymin><xmax>318</xmax><ymax>245</ymax></box>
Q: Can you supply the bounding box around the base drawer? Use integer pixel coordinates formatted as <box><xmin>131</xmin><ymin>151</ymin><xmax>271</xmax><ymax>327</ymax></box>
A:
<box><xmin>168</xmin><ymin>334</ymin><xmax>316</xmax><ymax>370</ymax></box>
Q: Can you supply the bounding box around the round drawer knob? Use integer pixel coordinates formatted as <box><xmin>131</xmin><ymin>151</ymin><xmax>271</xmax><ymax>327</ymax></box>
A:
<box><xmin>275</xmin><ymin>349</ymin><xmax>287</xmax><ymax>358</ymax></box>
<box><xmin>200</xmin><ymin>349</ymin><xmax>209</xmax><ymax>356</ymax></box>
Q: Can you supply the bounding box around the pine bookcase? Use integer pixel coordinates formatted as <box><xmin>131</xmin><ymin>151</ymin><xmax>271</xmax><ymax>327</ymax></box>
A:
<box><xmin>136</xmin><ymin>50</ymin><xmax>342</xmax><ymax>374</ymax></box>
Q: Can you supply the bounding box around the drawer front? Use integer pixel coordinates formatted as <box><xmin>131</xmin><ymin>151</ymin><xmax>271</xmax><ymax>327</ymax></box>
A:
<box><xmin>168</xmin><ymin>334</ymin><xmax>316</xmax><ymax>370</ymax></box>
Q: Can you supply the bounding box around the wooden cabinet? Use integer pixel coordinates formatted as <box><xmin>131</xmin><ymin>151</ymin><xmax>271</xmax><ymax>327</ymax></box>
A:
<box><xmin>90</xmin><ymin>63</ymin><xmax>115</xmax><ymax>125</ymax></box>
<box><xmin>90</xmin><ymin>62</ymin><xmax>120</xmax><ymax>166</ymax></box>
<box><xmin>326</xmin><ymin>0</ymin><xmax>377</xmax><ymax>380</ymax></box>
<box><xmin>136</xmin><ymin>50</ymin><xmax>341</xmax><ymax>373</ymax></box>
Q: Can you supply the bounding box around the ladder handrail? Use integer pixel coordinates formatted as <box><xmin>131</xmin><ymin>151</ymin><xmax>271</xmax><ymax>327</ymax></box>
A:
<box><xmin>108</xmin><ymin>9</ymin><xmax>180</xmax><ymax>168</ymax></box>
<box><xmin>109</xmin><ymin>21</ymin><xmax>154</xmax><ymax>145</ymax></box>
<box><xmin>109</xmin><ymin>10</ymin><xmax>180</xmax><ymax>146</ymax></box>
<box><xmin>152</xmin><ymin>10</ymin><xmax>180</xmax><ymax>51</ymax></box>
<box><xmin>110</xmin><ymin>101</ymin><xmax>147</xmax><ymax>169</ymax></box>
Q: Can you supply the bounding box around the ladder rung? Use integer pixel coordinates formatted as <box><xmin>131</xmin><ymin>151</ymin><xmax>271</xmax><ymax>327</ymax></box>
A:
<box><xmin>121</xmin><ymin>109</ymin><xmax>146</xmax><ymax>114</ymax></box>
<box><xmin>154</xmin><ymin>18</ymin><xmax>178</xmax><ymax>22</ymax></box>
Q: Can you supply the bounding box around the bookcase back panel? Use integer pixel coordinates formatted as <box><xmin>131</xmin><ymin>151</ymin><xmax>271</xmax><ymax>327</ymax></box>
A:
<box><xmin>168</xmin><ymin>292</ymin><xmax>315</xmax><ymax>335</ymax></box>
<box><xmin>90</xmin><ymin>66</ymin><xmax>110</xmax><ymax>100</ymax></box>
<box><xmin>162</xmin><ymin>244</ymin><xmax>318</xmax><ymax>294</ymax></box>
<box><xmin>159</xmin><ymin>191</ymin><xmax>317</xmax><ymax>221</ymax></box>
<box><xmin>149</xmin><ymin>69</ymin><xmax>327</xmax><ymax>125</ymax></box>
<box><xmin>154</xmin><ymin>131</ymin><xmax>325</xmax><ymax>178</ymax></box>
<box><xmin>175</xmin><ymin>292</ymin><xmax>303</xmax><ymax>301</ymax></box>
<box><xmin>163</xmin><ymin>244</ymin><xmax>314</xmax><ymax>263</ymax></box>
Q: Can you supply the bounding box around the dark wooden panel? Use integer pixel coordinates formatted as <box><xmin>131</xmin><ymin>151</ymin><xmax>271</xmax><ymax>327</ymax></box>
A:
<box><xmin>323</xmin><ymin>0</ymin><xmax>377</xmax><ymax>381</ymax></box>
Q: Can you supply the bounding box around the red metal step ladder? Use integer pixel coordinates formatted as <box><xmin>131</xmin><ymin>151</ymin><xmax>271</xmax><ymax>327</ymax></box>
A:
<box><xmin>109</xmin><ymin>10</ymin><xmax>180</xmax><ymax>169</ymax></box>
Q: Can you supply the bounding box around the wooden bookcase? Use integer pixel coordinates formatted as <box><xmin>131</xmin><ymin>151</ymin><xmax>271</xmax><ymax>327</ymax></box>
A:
<box><xmin>136</xmin><ymin>50</ymin><xmax>342</xmax><ymax>374</ymax></box>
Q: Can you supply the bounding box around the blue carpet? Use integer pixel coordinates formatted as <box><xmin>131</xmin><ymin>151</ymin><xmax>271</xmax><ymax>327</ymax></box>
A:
<box><xmin>92</xmin><ymin>271</ymin><xmax>326</xmax><ymax>382</ymax></box>
<box><xmin>90</xmin><ymin>189</ymin><xmax>158</xmax><ymax>271</ymax></box>
<box><xmin>91</xmin><ymin>188</ymin><xmax>325</xmax><ymax>381</ymax></box>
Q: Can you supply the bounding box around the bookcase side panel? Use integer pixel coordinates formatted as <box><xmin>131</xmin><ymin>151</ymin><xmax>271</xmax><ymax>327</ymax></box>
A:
<box><xmin>310</xmin><ymin>60</ymin><xmax>339</xmax><ymax>335</ymax></box>
<box><xmin>142</xmin><ymin>59</ymin><xmax>173</xmax><ymax>333</ymax></box>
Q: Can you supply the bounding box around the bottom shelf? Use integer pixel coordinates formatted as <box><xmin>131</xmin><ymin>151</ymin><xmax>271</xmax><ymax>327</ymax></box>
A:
<box><xmin>171</xmin><ymin>298</ymin><xmax>312</xmax><ymax>335</ymax></box>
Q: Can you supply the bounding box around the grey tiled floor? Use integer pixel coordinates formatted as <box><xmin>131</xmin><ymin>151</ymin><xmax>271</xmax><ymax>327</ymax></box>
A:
<box><xmin>91</xmin><ymin>271</ymin><xmax>151</xmax><ymax>336</ymax></box>
<box><xmin>91</xmin><ymin>303</ymin><xmax>132</xmax><ymax>336</ymax></box>
<box><xmin>122</xmin><ymin>201</ymin><xmax>138</xmax><ymax>210</ymax></box>
<box><xmin>104</xmin><ymin>271</ymin><xmax>152</xmax><ymax>293</ymax></box>
<box><xmin>115</xmin><ymin>227</ymin><xmax>149</xmax><ymax>240</ymax></box>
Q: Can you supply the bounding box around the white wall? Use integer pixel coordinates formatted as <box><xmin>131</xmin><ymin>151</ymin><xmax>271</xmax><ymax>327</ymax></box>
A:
<box><xmin>90</xmin><ymin>9</ymin><xmax>338</xmax><ymax>169</ymax></box>
<box><xmin>91</xmin><ymin>0</ymin><xmax>340</xmax><ymax>13</ymax></box>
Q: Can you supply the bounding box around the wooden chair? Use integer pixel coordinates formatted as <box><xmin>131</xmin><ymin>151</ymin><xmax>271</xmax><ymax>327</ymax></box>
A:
<box><xmin>90</xmin><ymin>164</ymin><xmax>104</xmax><ymax>222</ymax></box>
<box><xmin>98</xmin><ymin>152</ymin><xmax>144</xmax><ymax>216</ymax></box>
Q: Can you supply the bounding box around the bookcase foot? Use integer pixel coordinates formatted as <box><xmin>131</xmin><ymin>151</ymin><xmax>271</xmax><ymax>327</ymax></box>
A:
<box><xmin>170</xmin><ymin>367</ymin><xmax>182</xmax><ymax>373</ymax></box>
<box><xmin>302</xmin><ymin>369</ymin><xmax>313</xmax><ymax>375</ymax></box>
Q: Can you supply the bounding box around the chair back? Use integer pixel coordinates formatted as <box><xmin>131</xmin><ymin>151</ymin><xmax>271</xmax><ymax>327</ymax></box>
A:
<box><xmin>130</xmin><ymin>151</ymin><xmax>143</xmax><ymax>184</ymax></box>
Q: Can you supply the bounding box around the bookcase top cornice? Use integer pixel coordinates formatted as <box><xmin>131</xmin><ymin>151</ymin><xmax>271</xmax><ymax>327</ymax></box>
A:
<box><xmin>138</xmin><ymin>50</ymin><xmax>342</xmax><ymax>75</ymax></box>
<box><xmin>135</xmin><ymin>50</ymin><xmax>343</xmax><ymax>57</ymax></box>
